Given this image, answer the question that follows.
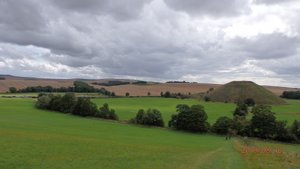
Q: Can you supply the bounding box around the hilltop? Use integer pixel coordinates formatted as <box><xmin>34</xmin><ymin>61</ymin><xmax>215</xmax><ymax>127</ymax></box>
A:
<box><xmin>208</xmin><ymin>81</ymin><xmax>287</xmax><ymax>105</ymax></box>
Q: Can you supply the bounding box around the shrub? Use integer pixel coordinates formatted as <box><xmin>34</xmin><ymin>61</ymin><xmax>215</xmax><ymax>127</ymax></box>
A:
<box><xmin>59</xmin><ymin>93</ymin><xmax>77</xmax><ymax>113</ymax></box>
<box><xmin>125</xmin><ymin>92</ymin><xmax>130</xmax><ymax>97</ymax></box>
<box><xmin>233</xmin><ymin>101</ymin><xmax>248</xmax><ymax>117</ymax></box>
<box><xmin>133</xmin><ymin>109</ymin><xmax>164</xmax><ymax>127</ymax></box>
<box><xmin>72</xmin><ymin>97</ymin><xmax>98</xmax><ymax>117</ymax></box>
<box><xmin>9</xmin><ymin>87</ymin><xmax>17</xmax><ymax>93</ymax></box>
<box><xmin>169</xmin><ymin>104</ymin><xmax>209</xmax><ymax>132</ymax></box>
<box><xmin>36</xmin><ymin>94</ymin><xmax>52</xmax><ymax>109</ymax></box>
<box><xmin>49</xmin><ymin>95</ymin><xmax>63</xmax><ymax>111</ymax></box>
<box><xmin>96</xmin><ymin>103</ymin><xmax>118</xmax><ymax>120</ymax></box>
<box><xmin>212</xmin><ymin>116</ymin><xmax>233</xmax><ymax>135</ymax></box>
<box><xmin>250</xmin><ymin>105</ymin><xmax>276</xmax><ymax>139</ymax></box>
<box><xmin>290</xmin><ymin>120</ymin><xmax>300</xmax><ymax>140</ymax></box>
<box><xmin>244</xmin><ymin>98</ymin><xmax>255</xmax><ymax>106</ymax></box>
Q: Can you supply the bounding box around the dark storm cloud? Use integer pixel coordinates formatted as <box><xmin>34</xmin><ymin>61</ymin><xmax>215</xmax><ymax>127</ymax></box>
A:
<box><xmin>164</xmin><ymin>0</ymin><xmax>250</xmax><ymax>17</ymax></box>
<box><xmin>49</xmin><ymin>0</ymin><xmax>152</xmax><ymax>20</ymax></box>
<box><xmin>1</xmin><ymin>0</ymin><xmax>300</xmax><ymax>87</ymax></box>
<box><xmin>230</xmin><ymin>33</ymin><xmax>300</xmax><ymax>60</ymax></box>
<box><xmin>0</xmin><ymin>0</ymin><xmax>46</xmax><ymax>31</ymax></box>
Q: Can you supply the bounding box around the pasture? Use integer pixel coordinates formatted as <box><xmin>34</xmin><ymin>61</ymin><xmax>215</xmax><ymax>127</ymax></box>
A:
<box><xmin>0</xmin><ymin>97</ymin><xmax>300</xmax><ymax>169</ymax></box>
<box><xmin>92</xmin><ymin>97</ymin><xmax>300</xmax><ymax>124</ymax></box>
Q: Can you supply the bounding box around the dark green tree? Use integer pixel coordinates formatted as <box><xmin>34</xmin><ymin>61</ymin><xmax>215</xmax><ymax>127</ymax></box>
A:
<box><xmin>169</xmin><ymin>104</ymin><xmax>209</xmax><ymax>132</ymax></box>
<box><xmin>133</xmin><ymin>109</ymin><xmax>164</xmax><ymax>127</ymax></box>
<box><xmin>212</xmin><ymin>116</ymin><xmax>233</xmax><ymax>135</ymax></box>
<box><xmin>9</xmin><ymin>87</ymin><xmax>17</xmax><ymax>93</ymax></box>
<box><xmin>59</xmin><ymin>93</ymin><xmax>77</xmax><ymax>113</ymax></box>
<box><xmin>250</xmin><ymin>105</ymin><xmax>276</xmax><ymax>139</ymax></box>
<box><xmin>72</xmin><ymin>98</ymin><xmax>98</xmax><ymax>117</ymax></box>
<box><xmin>96</xmin><ymin>103</ymin><xmax>118</xmax><ymax>120</ymax></box>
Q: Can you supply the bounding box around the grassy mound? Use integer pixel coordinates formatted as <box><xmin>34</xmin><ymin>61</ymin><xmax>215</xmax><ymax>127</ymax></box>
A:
<box><xmin>208</xmin><ymin>81</ymin><xmax>286</xmax><ymax>105</ymax></box>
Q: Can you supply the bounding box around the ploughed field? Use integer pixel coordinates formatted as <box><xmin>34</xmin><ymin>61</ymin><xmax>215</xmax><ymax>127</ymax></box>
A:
<box><xmin>0</xmin><ymin>97</ymin><xmax>300</xmax><ymax>169</ymax></box>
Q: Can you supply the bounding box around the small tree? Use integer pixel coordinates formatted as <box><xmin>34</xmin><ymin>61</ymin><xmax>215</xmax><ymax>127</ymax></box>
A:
<box><xmin>290</xmin><ymin>120</ymin><xmax>300</xmax><ymax>141</ymax></box>
<box><xmin>169</xmin><ymin>104</ymin><xmax>209</xmax><ymax>132</ymax></box>
<box><xmin>233</xmin><ymin>101</ymin><xmax>248</xmax><ymax>117</ymax></box>
<box><xmin>72</xmin><ymin>98</ymin><xmax>98</xmax><ymax>117</ymax></box>
<box><xmin>9</xmin><ymin>87</ymin><xmax>17</xmax><ymax>93</ymax></box>
<box><xmin>96</xmin><ymin>103</ymin><xmax>118</xmax><ymax>120</ymax></box>
<box><xmin>36</xmin><ymin>94</ymin><xmax>52</xmax><ymax>109</ymax></box>
<box><xmin>244</xmin><ymin>98</ymin><xmax>255</xmax><ymax>106</ymax></box>
<box><xmin>59</xmin><ymin>93</ymin><xmax>77</xmax><ymax>113</ymax></box>
<box><xmin>212</xmin><ymin>116</ymin><xmax>233</xmax><ymax>135</ymax></box>
<box><xmin>164</xmin><ymin>91</ymin><xmax>171</xmax><ymax>98</ymax></box>
<box><xmin>251</xmin><ymin>105</ymin><xmax>276</xmax><ymax>139</ymax></box>
<box><xmin>133</xmin><ymin>109</ymin><xmax>164</xmax><ymax>127</ymax></box>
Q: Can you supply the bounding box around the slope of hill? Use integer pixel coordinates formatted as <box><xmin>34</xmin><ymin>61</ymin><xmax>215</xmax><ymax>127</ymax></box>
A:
<box><xmin>208</xmin><ymin>81</ymin><xmax>286</xmax><ymax>105</ymax></box>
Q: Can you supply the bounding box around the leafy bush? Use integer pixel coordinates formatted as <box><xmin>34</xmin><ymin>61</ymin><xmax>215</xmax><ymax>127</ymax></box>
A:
<box><xmin>133</xmin><ymin>109</ymin><xmax>164</xmax><ymax>127</ymax></box>
<box><xmin>36</xmin><ymin>93</ymin><xmax>52</xmax><ymax>109</ymax></box>
<box><xmin>96</xmin><ymin>103</ymin><xmax>118</xmax><ymax>120</ymax></box>
<box><xmin>212</xmin><ymin>116</ymin><xmax>233</xmax><ymax>135</ymax></box>
<box><xmin>59</xmin><ymin>93</ymin><xmax>77</xmax><ymax>113</ymax></box>
<box><xmin>250</xmin><ymin>105</ymin><xmax>276</xmax><ymax>139</ymax></box>
<box><xmin>244</xmin><ymin>98</ymin><xmax>255</xmax><ymax>106</ymax></box>
<box><xmin>291</xmin><ymin>120</ymin><xmax>300</xmax><ymax>141</ymax></box>
<box><xmin>169</xmin><ymin>104</ymin><xmax>209</xmax><ymax>132</ymax></box>
<box><xmin>233</xmin><ymin>101</ymin><xmax>248</xmax><ymax>117</ymax></box>
<box><xmin>9</xmin><ymin>87</ymin><xmax>17</xmax><ymax>93</ymax></box>
<box><xmin>72</xmin><ymin>97</ymin><xmax>98</xmax><ymax>117</ymax></box>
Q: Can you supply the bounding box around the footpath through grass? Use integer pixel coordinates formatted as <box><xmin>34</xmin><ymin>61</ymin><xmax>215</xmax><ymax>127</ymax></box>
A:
<box><xmin>0</xmin><ymin>98</ymin><xmax>300</xmax><ymax>169</ymax></box>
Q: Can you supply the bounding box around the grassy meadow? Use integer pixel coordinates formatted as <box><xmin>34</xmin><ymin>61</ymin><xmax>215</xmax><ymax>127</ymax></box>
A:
<box><xmin>92</xmin><ymin>97</ymin><xmax>300</xmax><ymax>124</ymax></box>
<box><xmin>0</xmin><ymin>97</ymin><xmax>300</xmax><ymax>169</ymax></box>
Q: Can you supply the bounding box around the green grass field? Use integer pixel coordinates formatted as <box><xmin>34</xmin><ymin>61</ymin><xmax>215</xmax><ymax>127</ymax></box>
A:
<box><xmin>0</xmin><ymin>97</ymin><xmax>300</xmax><ymax>169</ymax></box>
<box><xmin>92</xmin><ymin>97</ymin><xmax>300</xmax><ymax>125</ymax></box>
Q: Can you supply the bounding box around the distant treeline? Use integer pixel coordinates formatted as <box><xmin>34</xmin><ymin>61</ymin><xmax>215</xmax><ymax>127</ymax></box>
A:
<box><xmin>166</xmin><ymin>81</ymin><xmax>191</xmax><ymax>83</ymax></box>
<box><xmin>281</xmin><ymin>91</ymin><xmax>300</xmax><ymax>99</ymax></box>
<box><xmin>92</xmin><ymin>80</ymin><xmax>147</xmax><ymax>86</ymax></box>
<box><xmin>0</xmin><ymin>77</ymin><xmax>5</xmax><ymax>80</ymax></box>
<box><xmin>10</xmin><ymin>81</ymin><xmax>114</xmax><ymax>96</ymax></box>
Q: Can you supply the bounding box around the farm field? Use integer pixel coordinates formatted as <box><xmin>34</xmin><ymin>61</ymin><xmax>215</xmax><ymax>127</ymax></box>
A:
<box><xmin>92</xmin><ymin>97</ymin><xmax>300</xmax><ymax>124</ymax></box>
<box><xmin>0</xmin><ymin>98</ymin><xmax>300</xmax><ymax>169</ymax></box>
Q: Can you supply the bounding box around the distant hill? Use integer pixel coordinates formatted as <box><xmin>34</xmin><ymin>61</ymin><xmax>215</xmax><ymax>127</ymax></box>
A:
<box><xmin>208</xmin><ymin>81</ymin><xmax>286</xmax><ymax>105</ymax></box>
<box><xmin>0</xmin><ymin>75</ymin><xmax>298</xmax><ymax>97</ymax></box>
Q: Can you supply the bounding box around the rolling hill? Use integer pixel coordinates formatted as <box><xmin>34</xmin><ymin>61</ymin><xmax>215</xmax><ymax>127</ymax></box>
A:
<box><xmin>0</xmin><ymin>75</ymin><xmax>298</xmax><ymax>97</ymax></box>
<box><xmin>208</xmin><ymin>81</ymin><xmax>287</xmax><ymax>105</ymax></box>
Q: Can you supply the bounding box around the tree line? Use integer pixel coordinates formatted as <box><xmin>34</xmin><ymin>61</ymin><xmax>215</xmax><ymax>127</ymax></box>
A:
<box><xmin>281</xmin><ymin>91</ymin><xmax>300</xmax><ymax>99</ymax></box>
<box><xmin>36</xmin><ymin>95</ymin><xmax>300</xmax><ymax>144</ymax></box>
<box><xmin>9</xmin><ymin>81</ymin><xmax>114</xmax><ymax>96</ymax></box>
<box><xmin>36</xmin><ymin>93</ymin><xmax>118</xmax><ymax>120</ymax></box>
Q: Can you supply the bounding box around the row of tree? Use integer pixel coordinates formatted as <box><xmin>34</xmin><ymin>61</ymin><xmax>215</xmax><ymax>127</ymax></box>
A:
<box><xmin>130</xmin><ymin>100</ymin><xmax>300</xmax><ymax>143</ymax></box>
<box><xmin>36</xmin><ymin>93</ymin><xmax>118</xmax><ymax>120</ymax></box>
<box><xmin>9</xmin><ymin>81</ymin><xmax>114</xmax><ymax>96</ymax></box>
<box><xmin>35</xmin><ymin>94</ymin><xmax>300</xmax><ymax>144</ymax></box>
<box><xmin>281</xmin><ymin>91</ymin><xmax>300</xmax><ymax>99</ymax></box>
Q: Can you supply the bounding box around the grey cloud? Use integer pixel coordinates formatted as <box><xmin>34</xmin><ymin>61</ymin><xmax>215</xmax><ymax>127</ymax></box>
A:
<box><xmin>164</xmin><ymin>0</ymin><xmax>251</xmax><ymax>17</ymax></box>
<box><xmin>49</xmin><ymin>0</ymin><xmax>152</xmax><ymax>20</ymax></box>
<box><xmin>254</xmin><ymin>0</ymin><xmax>298</xmax><ymax>5</ymax></box>
<box><xmin>0</xmin><ymin>0</ymin><xmax>46</xmax><ymax>31</ymax></box>
<box><xmin>230</xmin><ymin>33</ymin><xmax>300</xmax><ymax>60</ymax></box>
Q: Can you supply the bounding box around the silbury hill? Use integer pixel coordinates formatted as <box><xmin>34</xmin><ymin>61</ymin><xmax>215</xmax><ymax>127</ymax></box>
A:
<box><xmin>208</xmin><ymin>81</ymin><xmax>286</xmax><ymax>105</ymax></box>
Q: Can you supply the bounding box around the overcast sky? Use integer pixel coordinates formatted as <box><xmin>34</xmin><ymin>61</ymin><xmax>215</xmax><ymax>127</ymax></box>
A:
<box><xmin>0</xmin><ymin>0</ymin><xmax>300</xmax><ymax>87</ymax></box>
